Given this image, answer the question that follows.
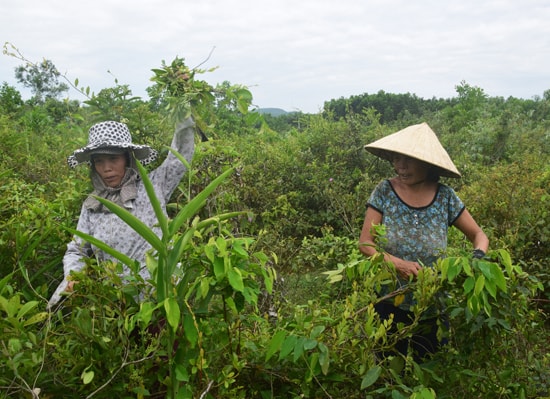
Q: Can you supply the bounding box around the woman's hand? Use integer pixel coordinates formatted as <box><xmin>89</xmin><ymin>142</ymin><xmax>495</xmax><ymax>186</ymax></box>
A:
<box><xmin>66</xmin><ymin>280</ymin><xmax>76</xmax><ymax>292</ymax></box>
<box><xmin>394</xmin><ymin>258</ymin><xmax>422</xmax><ymax>279</ymax></box>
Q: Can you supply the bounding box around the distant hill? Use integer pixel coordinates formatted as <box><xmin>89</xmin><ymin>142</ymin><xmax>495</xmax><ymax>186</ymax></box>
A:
<box><xmin>257</xmin><ymin>108</ymin><xmax>289</xmax><ymax>116</ymax></box>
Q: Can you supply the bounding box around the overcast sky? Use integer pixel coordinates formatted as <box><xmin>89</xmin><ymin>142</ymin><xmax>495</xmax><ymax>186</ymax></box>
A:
<box><xmin>2</xmin><ymin>0</ymin><xmax>549</xmax><ymax>113</ymax></box>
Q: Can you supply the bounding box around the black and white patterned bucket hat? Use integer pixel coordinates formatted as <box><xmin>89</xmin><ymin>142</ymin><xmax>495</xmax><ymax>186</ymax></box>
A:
<box><xmin>67</xmin><ymin>121</ymin><xmax>158</xmax><ymax>168</ymax></box>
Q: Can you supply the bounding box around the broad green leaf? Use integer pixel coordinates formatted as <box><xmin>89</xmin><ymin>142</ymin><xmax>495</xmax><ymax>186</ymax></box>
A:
<box><xmin>167</xmin><ymin>227</ymin><xmax>196</xmax><ymax>274</ymax></box>
<box><xmin>462</xmin><ymin>257</ymin><xmax>473</xmax><ymax>276</ymax></box>
<box><xmin>497</xmin><ymin>249</ymin><xmax>513</xmax><ymax>275</ymax></box>
<box><xmin>204</xmin><ymin>242</ymin><xmax>215</xmax><ymax>263</ymax></box>
<box><xmin>293</xmin><ymin>336</ymin><xmax>306</xmax><ymax>362</ymax></box>
<box><xmin>175</xmin><ymin>363</ymin><xmax>189</xmax><ymax>382</ymax></box>
<box><xmin>411</xmin><ymin>387</ymin><xmax>436</xmax><ymax>399</ymax></box>
<box><xmin>484</xmin><ymin>278</ymin><xmax>497</xmax><ymax>299</ymax></box>
<box><xmin>215</xmin><ymin>236</ymin><xmax>228</xmax><ymax>255</ymax></box>
<box><xmin>224</xmin><ymin>296</ymin><xmax>238</xmax><ymax>314</ymax></box>
<box><xmin>266</xmin><ymin>330</ymin><xmax>286</xmax><ymax>361</ymax></box>
<box><xmin>391</xmin><ymin>390</ymin><xmax>409</xmax><ymax>399</ymax></box>
<box><xmin>310</xmin><ymin>325</ymin><xmax>325</xmax><ymax>339</ymax></box>
<box><xmin>232</xmin><ymin>240</ymin><xmax>249</xmax><ymax>258</ymax></box>
<box><xmin>0</xmin><ymin>273</ymin><xmax>13</xmax><ymax>295</ymax></box>
<box><xmin>81</xmin><ymin>367</ymin><xmax>95</xmax><ymax>385</ymax></box>
<box><xmin>467</xmin><ymin>295</ymin><xmax>480</xmax><ymax>316</ymax></box>
<box><xmin>393</xmin><ymin>294</ymin><xmax>405</xmax><ymax>307</ymax></box>
<box><xmin>478</xmin><ymin>262</ymin><xmax>493</xmax><ymax>280</ymax></box>
<box><xmin>463</xmin><ymin>276</ymin><xmax>475</xmax><ymax>294</ymax></box>
<box><xmin>227</xmin><ymin>267</ymin><xmax>244</xmax><ymax>292</ymax></box>
<box><xmin>183</xmin><ymin>312</ymin><xmax>198</xmax><ymax>347</ymax></box>
<box><xmin>213</xmin><ymin>257</ymin><xmax>225</xmax><ymax>280</ymax></box>
<box><xmin>318</xmin><ymin>342</ymin><xmax>330</xmax><ymax>375</ymax></box>
<box><xmin>361</xmin><ymin>365</ymin><xmax>382</xmax><ymax>389</ymax></box>
<box><xmin>23</xmin><ymin>312</ymin><xmax>48</xmax><ymax>327</ymax></box>
<box><xmin>199</xmin><ymin>276</ymin><xmax>211</xmax><ymax>299</ymax></box>
<box><xmin>136</xmin><ymin>302</ymin><xmax>155</xmax><ymax>327</ymax></box>
<box><xmin>474</xmin><ymin>274</ymin><xmax>485</xmax><ymax>295</ymax></box>
<box><xmin>16</xmin><ymin>300</ymin><xmax>38</xmax><ymax>320</ymax></box>
<box><xmin>303</xmin><ymin>338</ymin><xmax>318</xmax><ymax>350</ymax></box>
<box><xmin>164</xmin><ymin>297</ymin><xmax>180</xmax><ymax>333</ymax></box>
<box><xmin>7</xmin><ymin>294</ymin><xmax>20</xmax><ymax>318</ymax></box>
<box><xmin>279</xmin><ymin>334</ymin><xmax>298</xmax><ymax>360</ymax></box>
<box><xmin>447</xmin><ymin>260</ymin><xmax>462</xmax><ymax>281</ymax></box>
<box><xmin>490</xmin><ymin>263</ymin><xmax>508</xmax><ymax>293</ymax></box>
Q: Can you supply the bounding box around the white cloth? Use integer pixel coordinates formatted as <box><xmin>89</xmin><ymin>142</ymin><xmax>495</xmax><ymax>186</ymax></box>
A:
<box><xmin>48</xmin><ymin>118</ymin><xmax>195</xmax><ymax>309</ymax></box>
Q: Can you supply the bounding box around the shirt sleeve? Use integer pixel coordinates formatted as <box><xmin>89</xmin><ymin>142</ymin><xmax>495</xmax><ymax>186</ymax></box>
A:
<box><xmin>366</xmin><ymin>180</ymin><xmax>390</xmax><ymax>214</ymax></box>
<box><xmin>444</xmin><ymin>185</ymin><xmax>466</xmax><ymax>225</ymax></box>
<box><xmin>148</xmin><ymin>117</ymin><xmax>196</xmax><ymax>202</ymax></box>
<box><xmin>48</xmin><ymin>205</ymin><xmax>92</xmax><ymax>309</ymax></box>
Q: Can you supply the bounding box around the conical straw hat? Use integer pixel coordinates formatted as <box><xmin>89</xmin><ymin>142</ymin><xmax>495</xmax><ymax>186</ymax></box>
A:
<box><xmin>364</xmin><ymin>122</ymin><xmax>461</xmax><ymax>178</ymax></box>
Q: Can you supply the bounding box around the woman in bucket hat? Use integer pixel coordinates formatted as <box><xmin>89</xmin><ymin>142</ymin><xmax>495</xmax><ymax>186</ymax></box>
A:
<box><xmin>359</xmin><ymin>122</ymin><xmax>489</xmax><ymax>361</ymax></box>
<box><xmin>47</xmin><ymin>118</ymin><xmax>196</xmax><ymax>309</ymax></box>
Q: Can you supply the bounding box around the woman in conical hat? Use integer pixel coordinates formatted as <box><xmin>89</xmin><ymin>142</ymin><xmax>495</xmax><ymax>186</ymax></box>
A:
<box><xmin>48</xmin><ymin>118</ymin><xmax>197</xmax><ymax>309</ymax></box>
<box><xmin>359</xmin><ymin>122</ymin><xmax>489</xmax><ymax>360</ymax></box>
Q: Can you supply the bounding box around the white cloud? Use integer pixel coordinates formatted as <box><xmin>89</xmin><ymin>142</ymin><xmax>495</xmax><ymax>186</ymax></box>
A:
<box><xmin>2</xmin><ymin>0</ymin><xmax>549</xmax><ymax>112</ymax></box>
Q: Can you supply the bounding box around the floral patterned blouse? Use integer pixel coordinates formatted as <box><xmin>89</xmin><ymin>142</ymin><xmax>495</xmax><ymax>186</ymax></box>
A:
<box><xmin>367</xmin><ymin>179</ymin><xmax>465</xmax><ymax>310</ymax></box>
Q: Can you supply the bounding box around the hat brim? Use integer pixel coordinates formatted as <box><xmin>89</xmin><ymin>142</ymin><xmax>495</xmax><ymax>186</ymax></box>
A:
<box><xmin>365</xmin><ymin>147</ymin><xmax>461</xmax><ymax>179</ymax></box>
<box><xmin>67</xmin><ymin>142</ymin><xmax>158</xmax><ymax>168</ymax></box>
<box><xmin>364</xmin><ymin>122</ymin><xmax>461</xmax><ymax>179</ymax></box>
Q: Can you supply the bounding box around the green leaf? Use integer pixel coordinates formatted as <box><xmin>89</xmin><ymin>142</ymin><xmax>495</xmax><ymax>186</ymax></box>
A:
<box><xmin>310</xmin><ymin>325</ymin><xmax>325</xmax><ymax>339</ymax></box>
<box><xmin>447</xmin><ymin>260</ymin><xmax>462</xmax><ymax>281</ymax></box>
<box><xmin>136</xmin><ymin>302</ymin><xmax>155</xmax><ymax>328</ymax></box>
<box><xmin>195</xmin><ymin>212</ymin><xmax>246</xmax><ymax>230</ymax></box>
<box><xmin>175</xmin><ymin>363</ymin><xmax>189</xmax><ymax>382</ymax></box>
<box><xmin>391</xmin><ymin>390</ymin><xmax>409</xmax><ymax>399</ymax></box>
<box><xmin>478</xmin><ymin>262</ymin><xmax>493</xmax><ymax>280</ymax></box>
<box><xmin>164</xmin><ymin>297</ymin><xmax>180</xmax><ymax>333</ymax></box>
<box><xmin>81</xmin><ymin>367</ymin><xmax>95</xmax><ymax>385</ymax></box>
<box><xmin>166</xmin><ymin>227</ymin><xmax>196</xmax><ymax>274</ymax></box>
<box><xmin>474</xmin><ymin>274</ymin><xmax>485</xmax><ymax>295</ymax></box>
<box><xmin>318</xmin><ymin>342</ymin><xmax>330</xmax><ymax>375</ymax></box>
<box><xmin>266</xmin><ymin>330</ymin><xmax>286</xmax><ymax>361</ymax></box>
<box><xmin>279</xmin><ymin>334</ymin><xmax>298</xmax><ymax>360</ymax></box>
<box><xmin>411</xmin><ymin>388</ymin><xmax>436</xmax><ymax>399</ymax></box>
<box><xmin>16</xmin><ymin>300</ymin><xmax>38</xmax><ymax>320</ymax></box>
<box><xmin>213</xmin><ymin>257</ymin><xmax>225</xmax><ymax>280</ymax></box>
<box><xmin>23</xmin><ymin>312</ymin><xmax>48</xmax><ymax>327</ymax></box>
<box><xmin>227</xmin><ymin>267</ymin><xmax>244</xmax><ymax>292</ymax></box>
<box><xmin>484</xmin><ymin>277</ymin><xmax>497</xmax><ymax>299</ymax></box>
<box><xmin>0</xmin><ymin>273</ymin><xmax>13</xmax><ymax>295</ymax></box>
<box><xmin>199</xmin><ymin>276</ymin><xmax>211</xmax><ymax>299</ymax></box>
<box><xmin>463</xmin><ymin>276</ymin><xmax>475</xmax><ymax>294</ymax></box>
<box><xmin>461</xmin><ymin>257</ymin><xmax>473</xmax><ymax>276</ymax></box>
<box><xmin>293</xmin><ymin>336</ymin><xmax>305</xmax><ymax>362</ymax></box>
<box><xmin>361</xmin><ymin>366</ymin><xmax>382</xmax><ymax>389</ymax></box>
<box><xmin>183</xmin><ymin>312</ymin><xmax>198</xmax><ymax>347</ymax></box>
<box><xmin>496</xmin><ymin>249</ymin><xmax>513</xmax><ymax>275</ymax></box>
<box><xmin>490</xmin><ymin>263</ymin><xmax>507</xmax><ymax>293</ymax></box>
<box><xmin>303</xmin><ymin>338</ymin><xmax>318</xmax><ymax>350</ymax></box>
<box><xmin>169</xmin><ymin>166</ymin><xmax>234</xmax><ymax>235</ymax></box>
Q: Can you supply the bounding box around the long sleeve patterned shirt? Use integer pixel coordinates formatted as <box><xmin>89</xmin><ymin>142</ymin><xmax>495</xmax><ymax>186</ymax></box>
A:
<box><xmin>48</xmin><ymin>118</ymin><xmax>195</xmax><ymax>307</ymax></box>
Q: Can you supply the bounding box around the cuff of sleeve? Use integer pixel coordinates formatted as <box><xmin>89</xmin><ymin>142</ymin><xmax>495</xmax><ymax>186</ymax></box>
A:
<box><xmin>473</xmin><ymin>249</ymin><xmax>486</xmax><ymax>259</ymax></box>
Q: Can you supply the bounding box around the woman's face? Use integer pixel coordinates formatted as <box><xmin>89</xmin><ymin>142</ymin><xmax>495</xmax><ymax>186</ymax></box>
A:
<box><xmin>391</xmin><ymin>155</ymin><xmax>429</xmax><ymax>185</ymax></box>
<box><xmin>92</xmin><ymin>153</ymin><xmax>128</xmax><ymax>187</ymax></box>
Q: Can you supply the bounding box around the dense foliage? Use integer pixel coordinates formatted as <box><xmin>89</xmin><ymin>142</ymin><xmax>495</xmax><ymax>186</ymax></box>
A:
<box><xmin>0</xmin><ymin>51</ymin><xmax>548</xmax><ymax>398</ymax></box>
